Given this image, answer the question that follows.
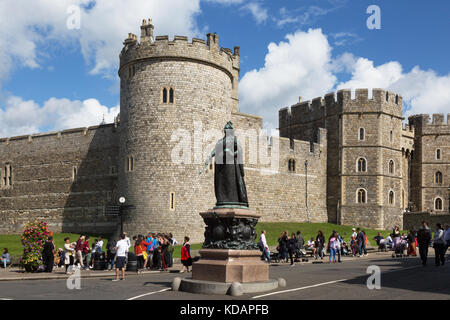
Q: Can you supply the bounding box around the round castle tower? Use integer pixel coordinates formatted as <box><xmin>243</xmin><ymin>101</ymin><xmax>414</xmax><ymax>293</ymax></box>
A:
<box><xmin>117</xmin><ymin>19</ymin><xmax>240</xmax><ymax>242</ymax></box>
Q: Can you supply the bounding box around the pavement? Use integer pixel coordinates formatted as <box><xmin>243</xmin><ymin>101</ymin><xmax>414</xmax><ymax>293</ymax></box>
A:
<box><xmin>0</xmin><ymin>250</ymin><xmax>448</xmax><ymax>300</ymax></box>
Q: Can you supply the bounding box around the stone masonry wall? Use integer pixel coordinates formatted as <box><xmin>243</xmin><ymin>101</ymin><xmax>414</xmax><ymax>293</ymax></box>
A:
<box><xmin>0</xmin><ymin>125</ymin><xmax>119</xmax><ymax>234</ymax></box>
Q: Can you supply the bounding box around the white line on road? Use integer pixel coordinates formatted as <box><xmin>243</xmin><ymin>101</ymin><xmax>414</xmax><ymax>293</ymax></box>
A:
<box><xmin>252</xmin><ymin>279</ymin><xmax>349</xmax><ymax>299</ymax></box>
<box><xmin>126</xmin><ymin>288</ymin><xmax>171</xmax><ymax>300</ymax></box>
<box><xmin>252</xmin><ymin>262</ymin><xmax>429</xmax><ymax>299</ymax></box>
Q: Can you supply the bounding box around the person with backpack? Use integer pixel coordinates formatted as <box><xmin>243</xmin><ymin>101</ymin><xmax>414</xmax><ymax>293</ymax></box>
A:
<box><xmin>433</xmin><ymin>223</ymin><xmax>446</xmax><ymax>266</ymax></box>
<box><xmin>180</xmin><ymin>236</ymin><xmax>192</xmax><ymax>273</ymax></box>
<box><xmin>417</xmin><ymin>221</ymin><xmax>432</xmax><ymax>266</ymax></box>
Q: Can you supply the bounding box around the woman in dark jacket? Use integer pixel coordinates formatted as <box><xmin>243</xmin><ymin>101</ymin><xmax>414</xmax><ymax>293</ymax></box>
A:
<box><xmin>315</xmin><ymin>230</ymin><xmax>325</xmax><ymax>260</ymax></box>
<box><xmin>42</xmin><ymin>236</ymin><xmax>55</xmax><ymax>273</ymax></box>
<box><xmin>288</xmin><ymin>233</ymin><xmax>297</xmax><ymax>266</ymax></box>
<box><xmin>278</xmin><ymin>231</ymin><xmax>289</xmax><ymax>262</ymax></box>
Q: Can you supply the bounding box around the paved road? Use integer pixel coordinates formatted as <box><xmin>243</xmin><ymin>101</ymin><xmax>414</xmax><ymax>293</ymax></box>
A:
<box><xmin>0</xmin><ymin>252</ymin><xmax>448</xmax><ymax>300</ymax></box>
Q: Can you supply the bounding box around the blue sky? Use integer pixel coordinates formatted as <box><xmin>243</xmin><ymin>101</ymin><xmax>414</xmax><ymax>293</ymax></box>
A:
<box><xmin>0</xmin><ymin>0</ymin><xmax>449</xmax><ymax>136</ymax></box>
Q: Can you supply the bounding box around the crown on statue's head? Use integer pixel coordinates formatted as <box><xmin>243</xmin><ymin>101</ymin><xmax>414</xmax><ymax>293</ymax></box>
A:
<box><xmin>224</xmin><ymin>121</ymin><xmax>234</xmax><ymax>130</ymax></box>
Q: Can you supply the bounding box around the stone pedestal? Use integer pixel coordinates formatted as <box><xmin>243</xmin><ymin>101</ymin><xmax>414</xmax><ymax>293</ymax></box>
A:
<box><xmin>192</xmin><ymin>207</ymin><xmax>269</xmax><ymax>283</ymax></box>
<box><xmin>192</xmin><ymin>249</ymin><xmax>269</xmax><ymax>283</ymax></box>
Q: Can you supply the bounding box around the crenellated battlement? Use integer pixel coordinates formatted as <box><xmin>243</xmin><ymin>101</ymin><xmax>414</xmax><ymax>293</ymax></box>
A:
<box><xmin>0</xmin><ymin>123</ymin><xmax>118</xmax><ymax>145</ymax></box>
<box><xmin>119</xmin><ymin>19</ymin><xmax>239</xmax><ymax>79</ymax></box>
<box><xmin>279</xmin><ymin>88</ymin><xmax>404</xmax><ymax>128</ymax></box>
<box><xmin>408</xmin><ymin>113</ymin><xmax>450</xmax><ymax>135</ymax></box>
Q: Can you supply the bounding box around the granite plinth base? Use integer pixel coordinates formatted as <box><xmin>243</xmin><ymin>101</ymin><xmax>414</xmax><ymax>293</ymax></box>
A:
<box><xmin>192</xmin><ymin>249</ymin><xmax>269</xmax><ymax>283</ymax></box>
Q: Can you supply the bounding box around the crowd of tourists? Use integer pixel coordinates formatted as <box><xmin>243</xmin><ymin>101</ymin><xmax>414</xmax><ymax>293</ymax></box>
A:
<box><xmin>258</xmin><ymin>222</ymin><xmax>450</xmax><ymax>267</ymax></box>
<box><xmin>27</xmin><ymin>231</ymin><xmax>193</xmax><ymax>279</ymax></box>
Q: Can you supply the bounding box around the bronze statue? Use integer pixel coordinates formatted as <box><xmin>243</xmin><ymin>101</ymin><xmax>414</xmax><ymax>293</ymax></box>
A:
<box><xmin>200</xmin><ymin>121</ymin><xmax>248</xmax><ymax>209</ymax></box>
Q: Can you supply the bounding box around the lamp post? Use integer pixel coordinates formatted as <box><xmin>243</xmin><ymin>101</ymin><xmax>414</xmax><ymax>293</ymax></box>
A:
<box><xmin>119</xmin><ymin>196</ymin><xmax>126</xmax><ymax>235</ymax></box>
<box><xmin>305</xmin><ymin>160</ymin><xmax>310</xmax><ymax>223</ymax></box>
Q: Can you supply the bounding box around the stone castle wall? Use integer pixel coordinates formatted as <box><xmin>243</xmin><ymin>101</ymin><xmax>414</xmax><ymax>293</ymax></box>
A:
<box><xmin>279</xmin><ymin>89</ymin><xmax>412</xmax><ymax>230</ymax></box>
<box><xmin>403</xmin><ymin>212</ymin><xmax>450</xmax><ymax>231</ymax></box>
<box><xmin>232</xmin><ymin>112</ymin><xmax>328</xmax><ymax>224</ymax></box>
<box><xmin>408</xmin><ymin>114</ymin><xmax>450</xmax><ymax>214</ymax></box>
<box><xmin>0</xmin><ymin>124</ymin><xmax>119</xmax><ymax>234</ymax></box>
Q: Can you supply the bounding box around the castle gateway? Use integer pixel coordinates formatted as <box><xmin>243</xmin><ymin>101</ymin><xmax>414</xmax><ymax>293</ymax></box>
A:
<box><xmin>0</xmin><ymin>21</ymin><xmax>448</xmax><ymax>241</ymax></box>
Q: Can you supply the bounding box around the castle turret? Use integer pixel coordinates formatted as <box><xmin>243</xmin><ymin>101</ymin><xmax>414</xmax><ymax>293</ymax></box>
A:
<box><xmin>117</xmin><ymin>20</ymin><xmax>240</xmax><ymax>242</ymax></box>
<box><xmin>279</xmin><ymin>88</ymin><xmax>408</xmax><ymax>229</ymax></box>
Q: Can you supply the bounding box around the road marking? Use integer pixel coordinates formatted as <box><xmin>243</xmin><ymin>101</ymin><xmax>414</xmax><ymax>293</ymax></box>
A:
<box><xmin>252</xmin><ymin>279</ymin><xmax>349</xmax><ymax>299</ymax></box>
<box><xmin>126</xmin><ymin>288</ymin><xmax>171</xmax><ymax>300</ymax></box>
<box><xmin>252</xmin><ymin>262</ymin><xmax>430</xmax><ymax>299</ymax></box>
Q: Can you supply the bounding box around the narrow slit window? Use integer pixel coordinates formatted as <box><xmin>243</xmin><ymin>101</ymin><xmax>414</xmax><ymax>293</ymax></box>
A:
<box><xmin>389</xmin><ymin>191</ymin><xmax>394</xmax><ymax>205</ymax></box>
<box><xmin>359</xmin><ymin>128</ymin><xmax>365</xmax><ymax>141</ymax></box>
<box><xmin>162</xmin><ymin>88</ymin><xmax>168</xmax><ymax>103</ymax></box>
<box><xmin>72</xmin><ymin>166</ymin><xmax>77</xmax><ymax>181</ymax></box>
<box><xmin>436</xmin><ymin>149</ymin><xmax>441</xmax><ymax>160</ymax></box>
<box><xmin>170</xmin><ymin>192</ymin><xmax>175</xmax><ymax>210</ymax></box>
<box><xmin>389</xmin><ymin>160</ymin><xmax>394</xmax><ymax>174</ymax></box>
<box><xmin>8</xmin><ymin>165</ymin><xmax>12</xmax><ymax>186</ymax></box>
<box><xmin>357</xmin><ymin>189</ymin><xmax>366</xmax><ymax>203</ymax></box>
<box><xmin>435</xmin><ymin>198</ymin><xmax>443</xmax><ymax>211</ymax></box>
<box><xmin>358</xmin><ymin>158</ymin><xmax>367</xmax><ymax>172</ymax></box>
<box><xmin>169</xmin><ymin>88</ymin><xmax>174</xmax><ymax>103</ymax></box>
<box><xmin>435</xmin><ymin>171</ymin><xmax>442</xmax><ymax>184</ymax></box>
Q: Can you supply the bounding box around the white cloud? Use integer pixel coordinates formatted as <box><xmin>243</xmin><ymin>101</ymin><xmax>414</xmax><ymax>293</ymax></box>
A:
<box><xmin>275</xmin><ymin>4</ymin><xmax>342</xmax><ymax>28</ymax></box>
<box><xmin>0</xmin><ymin>96</ymin><xmax>119</xmax><ymax>137</ymax></box>
<box><xmin>239</xmin><ymin>28</ymin><xmax>336</xmax><ymax>128</ymax></box>
<box><xmin>238</xmin><ymin>28</ymin><xmax>450</xmax><ymax>129</ymax></box>
<box><xmin>204</xmin><ymin>0</ymin><xmax>244</xmax><ymax>4</ymax></box>
<box><xmin>337</xmin><ymin>59</ymin><xmax>450</xmax><ymax>119</ymax></box>
<box><xmin>0</xmin><ymin>0</ymin><xmax>201</xmax><ymax>82</ymax></box>
<box><xmin>241</xmin><ymin>2</ymin><xmax>268</xmax><ymax>24</ymax></box>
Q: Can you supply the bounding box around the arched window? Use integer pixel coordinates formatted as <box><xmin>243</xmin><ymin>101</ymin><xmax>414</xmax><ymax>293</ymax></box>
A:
<box><xmin>357</xmin><ymin>189</ymin><xmax>367</xmax><ymax>203</ymax></box>
<box><xmin>162</xmin><ymin>88</ymin><xmax>168</xmax><ymax>103</ymax></box>
<box><xmin>359</xmin><ymin>128</ymin><xmax>365</xmax><ymax>141</ymax></box>
<box><xmin>389</xmin><ymin>190</ymin><xmax>394</xmax><ymax>205</ymax></box>
<box><xmin>435</xmin><ymin>171</ymin><xmax>442</xmax><ymax>184</ymax></box>
<box><xmin>435</xmin><ymin>198</ymin><xmax>443</xmax><ymax>211</ymax></box>
<box><xmin>389</xmin><ymin>160</ymin><xmax>394</xmax><ymax>174</ymax></box>
<box><xmin>436</xmin><ymin>149</ymin><xmax>441</xmax><ymax>160</ymax></box>
<box><xmin>357</xmin><ymin>158</ymin><xmax>367</xmax><ymax>172</ymax></box>
<box><xmin>169</xmin><ymin>88</ymin><xmax>174</xmax><ymax>103</ymax></box>
<box><xmin>288</xmin><ymin>159</ymin><xmax>296</xmax><ymax>172</ymax></box>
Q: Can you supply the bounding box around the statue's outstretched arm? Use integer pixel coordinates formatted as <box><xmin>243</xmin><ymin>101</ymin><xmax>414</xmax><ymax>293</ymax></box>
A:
<box><xmin>199</xmin><ymin>149</ymin><xmax>215</xmax><ymax>175</ymax></box>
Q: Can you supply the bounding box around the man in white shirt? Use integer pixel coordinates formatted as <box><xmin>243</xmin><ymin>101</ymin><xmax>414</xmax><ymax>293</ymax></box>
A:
<box><xmin>113</xmin><ymin>233</ymin><xmax>130</xmax><ymax>281</ymax></box>
<box><xmin>258</xmin><ymin>230</ymin><xmax>270</xmax><ymax>263</ymax></box>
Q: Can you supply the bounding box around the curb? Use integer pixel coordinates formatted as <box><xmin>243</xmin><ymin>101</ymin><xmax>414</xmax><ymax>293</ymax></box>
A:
<box><xmin>0</xmin><ymin>265</ymin><xmax>183</xmax><ymax>282</ymax></box>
